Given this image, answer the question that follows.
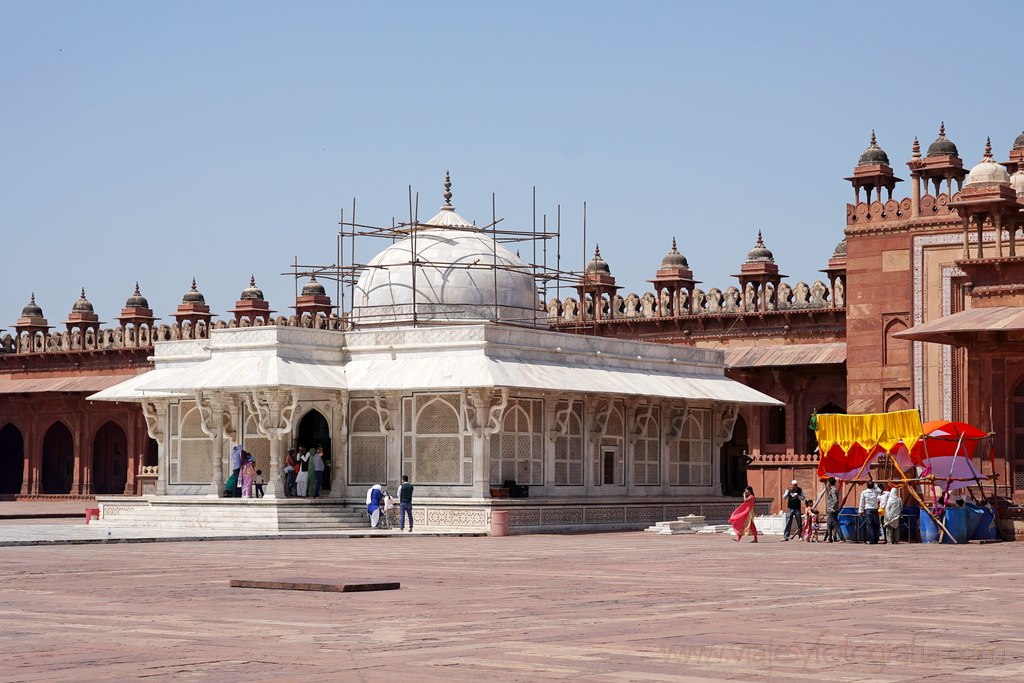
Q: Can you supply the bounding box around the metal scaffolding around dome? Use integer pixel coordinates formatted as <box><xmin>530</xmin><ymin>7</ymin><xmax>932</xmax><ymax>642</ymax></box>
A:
<box><xmin>282</xmin><ymin>174</ymin><xmax>596</xmax><ymax>331</ymax></box>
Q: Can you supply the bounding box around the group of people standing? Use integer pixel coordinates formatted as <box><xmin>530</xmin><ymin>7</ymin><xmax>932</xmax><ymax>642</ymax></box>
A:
<box><xmin>730</xmin><ymin>478</ymin><xmax>905</xmax><ymax>544</ymax></box>
<box><xmin>282</xmin><ymin>445</ymin><xmax>326</xmax><ymax>498</ymax></box>
<box><xmin>366</xmin><ymin>476</ymin><xmax>415</xmax><ymax>531</ymax></box>
<box><xmin>224</xmin><ymin>444</ymin><xmax>264</xmax><ymax>498</ymax></box>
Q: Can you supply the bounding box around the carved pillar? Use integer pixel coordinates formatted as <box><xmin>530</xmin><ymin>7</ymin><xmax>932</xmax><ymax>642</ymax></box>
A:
<box><xmin>124</xmin><ymin>410</ymin><xmax>139</xmax><ymax>495</ymax></box>
<box><xmin>994</xmin><ymin>212</ymin><xmax>1004</xmax><ymax>258</ymax></box>
<box><xmin>910</xmin><ymin>172</ymin><xmax>920</xmax><ymax>218</ymax></box>
<box><xmin>464</xmin><ymin>388</ymin><xmax>508</xmax><ymax>498</ymax></box>
<box><xmin>196</xmin><ymin>391</ymin><xmax>227</xmax><ymax>497</ymax></box>
<box><xmin>975</xmin><ymin>215</ymin><xmax>986</xmax><ymax>259</ymax></box>
<box><xmin>328</xmin><ymin>392</ymin><xmax>348</xmax><ymax>499</ymax></box>
<box><xmin>247</xmin><ymin>389</ymin><xmax>299</xmax><ymax>498</ymax></box>
<box><xmin>961</xmin><ymin>215</ymin><xmax>971</xmax><ymax>260</ymax></box>
<box><xmin>142</xmin><ymin>401</ymin><xmax>168</xmax><ymax>495</ymax></box>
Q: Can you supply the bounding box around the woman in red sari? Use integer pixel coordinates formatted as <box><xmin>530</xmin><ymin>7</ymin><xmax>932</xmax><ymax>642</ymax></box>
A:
<box><xmin>729</xmin><ymin>485</ymin><xmax>758</xmax><ymax>542</ymax></box>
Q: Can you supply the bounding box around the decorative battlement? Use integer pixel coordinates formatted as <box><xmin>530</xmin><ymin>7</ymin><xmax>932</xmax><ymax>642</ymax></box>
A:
<box><xmin>547</xmin><ymin>276</ymin><xmax>841</xmax><ymax>325</ymax></box>
<box><xmin>846</xmin><ymin>193</ymin><xmax>961</xmax><ymax>225</ymax></box>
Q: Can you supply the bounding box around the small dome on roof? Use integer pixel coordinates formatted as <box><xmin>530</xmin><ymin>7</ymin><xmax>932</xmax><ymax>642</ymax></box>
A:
<box><xmin>660</xmin><ymin>237</ymin><xmax>688</xmax><ymax>268</ymax></box>
<box><xmin>832</xmin><ymin>237</ymin><xmax>848</xmax><ymax>258</ymax></box>
<box><xmin>964</xmin><ymin>138</ymin><xmax>1011</xmax><ymax>188</ymax></box>
<box><xmin>857</xmin><ymin>131</ymin><xmax>890</xmax><ymax>166</ymax></box>
<box><xmin>301</xmin><ymin>276</ymin><xmax>326</xmax><ymax>296</ymax></box>
<box><xmin>21</xmin><ymin>293</ymin><xmax>43</xmax><ymax>318</ymax></box>
<box><xmin>927</xmin><ymin>122</ymin><xmax>959</xmax><ymax>158</ymax></box>
<box><xmin>125</xmin><ymin>282</ymin><xmax>149</xmax><ymax>308</ymax></box>
<box><xmin>71</xmin><ymin>288</ymin><xmax>94</xmax><ymax>313</ymax></box>
<box><xmin>240</xmin><ymin>275</ymin><xmax>264</xmax><ymax>301</ymax></box>
<box><xmin>1011</xmin><ymin>167</ymin><xmax>1024</xmax><ymax>197</ymax></box>
<box><xmin>746</xmin><ymin>231</ymin><xmax>775</xmax><ymax>263</ymax></box>
<box><xmin>585</xmin><ymin>245</ymin><xmax>611</xmax><ymax>275</ymax></box>
<box><xmin>182</xmin><ymin>278</ymin><xmax>206</xmax><ymax>305</ymax></box>
<box><xmin>1013</xmin><ymin>131</ymin><xmax>1024</xmax><ymax>151</ymax></box>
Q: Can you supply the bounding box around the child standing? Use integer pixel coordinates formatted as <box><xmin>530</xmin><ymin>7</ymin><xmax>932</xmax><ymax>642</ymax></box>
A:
<box><xmin>802</xmin><ymin>500</ymin><xmax>820</xmax><ymax>542</ymax></box>
<box><xmin>254</xmin><ymin>469</ymin><xmax>264</xmax><ymax>498</ymax></box>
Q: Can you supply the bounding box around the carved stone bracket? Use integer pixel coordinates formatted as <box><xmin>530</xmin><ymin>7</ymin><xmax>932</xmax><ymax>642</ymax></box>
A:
<box><xmin>246</xmin><ymin>389</ymin><xmax>300</xmax><ymax>438</ymax></box>
<box><xmin>141</xmin><ymin>401</ymin><xmax>166</xmax><ymax>442</ymax></box>
<box><xmin>588</xmin><ymin>398</ymin><xmax>614</xmax><ymax>443</ymax></box>
<box><xmin>717</xmin><ymin>403</ymin><xmax>740</xmax><ymax>443</ymax></box>
<box><xmin>547</xmin><ymin>398</ymin><xmax>576</xmax><ymax>440</ymax></box>
<box><xmin>629</xmin><ymin>403</ymin><xmax>655</xmax><ymax>445</ymax></box>
<box><xmin>328</xmin><ymin>391</ymin><xmax>348</xmax><ymax>437</ymax></box>
<box><xmin>463</xmin><ymin>388</ymin><xmax>509</xmax><ymax>437</ymax></box>
<box><xmin>372</xmin><ymin>391</ymin><xmax>396</xmax><ymax>436</ymax></box>
<box><xmin>664</xmin><ymin>402</ymin><xmax>691</xmax><ymax>445</ymax></box>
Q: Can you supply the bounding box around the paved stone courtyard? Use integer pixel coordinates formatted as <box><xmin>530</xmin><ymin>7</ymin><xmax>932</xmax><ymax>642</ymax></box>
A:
<box><xmin>1</xmin><ymin>532</ymin><xmax>1022</xmax><ymax>682</ymax></box>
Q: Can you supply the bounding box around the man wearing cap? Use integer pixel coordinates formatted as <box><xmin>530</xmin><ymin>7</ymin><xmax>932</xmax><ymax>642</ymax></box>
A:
<box><xmin>782</xmin><ymin>480</ymin><xmax>805</xmax><ymax>541</ymax></box>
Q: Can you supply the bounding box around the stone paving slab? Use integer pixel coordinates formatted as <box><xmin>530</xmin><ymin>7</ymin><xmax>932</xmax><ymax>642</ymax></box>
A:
<box><xmin>0</xmin><ymin>533</ymin><xmax>1022</xmax><ymax>681</ymax></box>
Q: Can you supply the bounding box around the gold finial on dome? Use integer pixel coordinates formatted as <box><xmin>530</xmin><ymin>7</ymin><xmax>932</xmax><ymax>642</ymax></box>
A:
<box><xmin>984</xmin><ymin>137</ymin><xmax>993</xmax><ymax>159</ymax></box>
<box><xmin>443</xmin><ymin>170</ymin><xmax>452</xmax><ymax>207</ymax></box>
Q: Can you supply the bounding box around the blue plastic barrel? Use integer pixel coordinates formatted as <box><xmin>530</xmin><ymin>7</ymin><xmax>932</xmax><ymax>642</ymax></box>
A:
<box><xmin>963</xmin><ymin>503</ymin><xmax>985</xmax><ymax>540</ymax></box>
<box><xmin>919</xmin><ymin>508</ymin><xmax>939</xmax><ymax>543</ymax></box>
<box><xmin>838</xmin><ymin>507</ymin><xmax>861</xmax><ymax>542</ymax></box>
<box><xmin>942</xmin><ymin>507</ymin><xmax>968</xmax><ymax>544</ymax></box>
<box><xmin>971</xmin><ymin>505</ymin><xmax>998</xmax><ymax>540</ymax></box>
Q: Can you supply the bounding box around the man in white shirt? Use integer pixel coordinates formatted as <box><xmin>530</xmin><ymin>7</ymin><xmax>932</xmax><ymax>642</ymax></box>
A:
<box><xmin>858</xmin><ymin>482</ymin><xmax>882</xmax><ymax>544</ymax></box>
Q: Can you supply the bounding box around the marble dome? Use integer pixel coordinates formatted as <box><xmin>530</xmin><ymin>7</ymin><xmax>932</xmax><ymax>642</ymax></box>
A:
<box><xmin>353</xmin><ymin>205</ymin><xmax>541</xmax><ymax>327</ymax></box>
<box><xmin>964</xmin><ymin>139</ymin><xmax>1010</xmax><ymax>188</ymax></box>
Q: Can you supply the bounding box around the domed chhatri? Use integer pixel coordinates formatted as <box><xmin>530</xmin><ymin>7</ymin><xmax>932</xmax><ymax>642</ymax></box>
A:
<box><xmin>353</xmin><ymin>174</ymin><xmax>539</xmax><ymax>327</ymax></box>
<box><xmin>301</xmin><ymin>275</ymin><xmax>326</xmax><ymax>297</ymax></box>
<box><xmin>746</xmin><ymin>230</ymin><xmax>775</xmax><ymax>263</ymax></box>
<box><xmin>71</xmin><ymin>288</ymin><xmax>95</xmax><ymax>313</ymax></box>
<box><xmin>832</xmin><ymin>236</ymin><xmax>848</xmax><ymax>259</ymax></box>
<box><xmin>240</xmin><ymin>275</ymin><xmax>265</xmax><ymax>301</ymax></box>
<box><xmin>125</xmin><ymin>282</ymin><xmax>149</xmax><ymax>309</ymax></box>
<box><xmin>964</xmin><ymin>138</ymin><xmax>1011</xmax><ymax>188</ymax></box>
<box><xmin>660</xmin><ymin>237</ymin><xmax>689</xmax><ymax>269</ymax></box>
<box><xmin>857</xmin><ymin>130</ymin><xmax>890</xmax><ymax>166</ymax></box>
<box><xmin>182</xmin><ymin>278</ymin><xmax>206</xmax><ymax>305</ymax></box>
<box><xmin>1011</xmin><ymin>163</ymin><xmax>1024</xmax><ymax>196</ymax></box>
<box><xmin>1014</xmin><ymin>131</ymin><xmax>1024</xmax><ymax>151</ymax></box>
<box><xmin>927</xmin><ymin>122</ymin><xmax>959</xmax><ymax>158</ymax></box>
<box><xmin>21</xmin><ymin>293</ymin><xmax>43</xmax><ymax>319</ymax></box>
<box><xmin>585</xmin><ymin>245</ymin><xmax>612</xmax><ymax>275</ymax></box>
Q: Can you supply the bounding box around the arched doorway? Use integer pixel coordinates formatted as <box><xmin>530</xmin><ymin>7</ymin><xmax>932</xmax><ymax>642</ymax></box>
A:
<box><xmin>42</xmin><ymin>422</ymin><xmax>74</xmax><ymax>494</ymax></box>
<box><xmin>721</xmin><ymin>415</ymin><xmax>749</xmax><ymax>496</ymax></box>
<box><xmin>0</xmin><ymin>424</ymin><xmax>25</xmax><ymax>496</ymax></box>
<box><xmin>296</xmin><ymin>410</ymin><xmax>331</xmax><ymax>492</ymax></box>
<box><xmin>93</xmin><ymin>421</ymin><xmax>128</xmax><ymax>495</ymax></box>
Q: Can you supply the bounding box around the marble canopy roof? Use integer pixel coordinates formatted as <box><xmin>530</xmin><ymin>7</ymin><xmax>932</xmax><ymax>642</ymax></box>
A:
<box><xmin>90</xmin><ymin>324</ymin><xmax>781</xmax><ymax>406</ymax></box>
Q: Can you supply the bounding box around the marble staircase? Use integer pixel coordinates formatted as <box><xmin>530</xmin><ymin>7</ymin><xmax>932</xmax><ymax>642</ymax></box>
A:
<box><xmin>96</xmin><ymin>496</ymin><xmax>371</xmax><ymax>532</ymax></box>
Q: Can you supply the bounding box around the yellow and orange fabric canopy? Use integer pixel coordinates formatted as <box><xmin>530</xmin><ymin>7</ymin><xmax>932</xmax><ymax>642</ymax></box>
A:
<box><xmin>815</xmin><ymin>410</ymin><xmax>924</xmax><ymax>479</ymax></box>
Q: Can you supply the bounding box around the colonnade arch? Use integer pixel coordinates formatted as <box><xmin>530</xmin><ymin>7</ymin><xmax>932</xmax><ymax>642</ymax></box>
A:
<box><xmin>92</xmin><ymin>421</ymin><xmax>128</xmax><ymax>495</ymax></box>
<box><xmin>41</xmin><ymin>422</ymin><xmax>74</xmax><ymax>494</ymax></box>
<box><xmin>0</xmin><ymin>424</ymin><xmax>25</xmax><ymax>495</ymax></box>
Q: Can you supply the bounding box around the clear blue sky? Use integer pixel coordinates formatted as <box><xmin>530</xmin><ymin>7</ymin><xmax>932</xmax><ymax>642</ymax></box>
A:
<box><xmin>2</xmin><ymin>1</ymin><xmax>1022</xmax><ymax>330</ymax></box>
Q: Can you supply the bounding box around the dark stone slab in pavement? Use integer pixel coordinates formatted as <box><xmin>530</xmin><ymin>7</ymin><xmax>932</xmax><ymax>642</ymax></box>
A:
<box><xmin>230</xmin><ymin>578</ymin><xmax>400</xmax><ymax>592</ymax></box>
